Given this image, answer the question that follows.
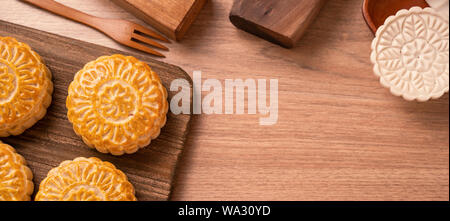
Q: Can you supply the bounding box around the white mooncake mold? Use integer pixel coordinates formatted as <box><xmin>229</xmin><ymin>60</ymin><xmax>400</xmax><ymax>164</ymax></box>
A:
<box><xmin>425</xmin><ymin>0</ymin><xmax>449</xmax><ymax>19</ymax></box>
<box><xmin>371</xmin><ymin>7</ymin><xmax>449</xmax><ymax>101</ymax></box>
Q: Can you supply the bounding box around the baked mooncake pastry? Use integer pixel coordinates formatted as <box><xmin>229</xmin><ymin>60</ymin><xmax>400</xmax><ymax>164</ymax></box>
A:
<box><xmin>371</xmin><ymin>7</ymin><xmax>449</xmax><ymax>101</ymax></box>
<box><xmin>66</xmin><ymin>54</ymin><xmax>168</xmax><ymax>155</ymax></box>
<box><xmin>0</xmin><ymin>36</ymin><xmax>53</xmax><ymax>136</ymax></box>
<box><xmin>0</xmin><ymin>141</ymin><xmax>34</xmax><ymax>201</ymax></box>
<box><xmin>35</xmin><ymin>157</ymin><xmax>136</xmax><ymax>201</ymax></box>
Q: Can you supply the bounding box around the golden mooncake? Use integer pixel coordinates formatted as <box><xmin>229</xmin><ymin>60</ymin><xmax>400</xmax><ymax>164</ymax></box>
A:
<box><xmin>35</xmin><ymin>157</ymin><xmax>136</xmax><ymax>201</ymax></box>
<box><xmin>0</xmin><ymin>141</ymin><xmax>34</xmax><ymax>201</ymax></box>
<box><xmin>66</xmin><ymin>54</ymin><xmax>168</xmax><ymax>155</ymax></box>
<box><xmin>0</xmin><ymin>36</ymin><xmax>53</xmax><ymax>137</ymax></box>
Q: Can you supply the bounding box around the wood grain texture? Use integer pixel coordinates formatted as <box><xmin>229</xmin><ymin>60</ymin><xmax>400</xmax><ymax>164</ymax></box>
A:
<box><xmin>112</xmin><ymin>0</ymin><xmax>207</xmax><ymax>40</ymax></box>
<box><xmin>0</xmin><ymin>0</ymin><xmax>448</xmax><ymax>201</ymax></box>
<box><xmin>230</xmin><ymin>0</ymin><xmax>326</xmax><ymax>48</ymax></box>
<box><xmin>0</xmin><ymin>21</ymin><xmax>192</xmax><ymax>201</ymax></box>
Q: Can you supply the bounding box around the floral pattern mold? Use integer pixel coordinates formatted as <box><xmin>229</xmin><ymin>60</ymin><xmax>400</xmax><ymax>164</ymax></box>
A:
<box><xmin>371</xmin><ymin>7</ymin><xmax>449</xmax><ymax>102</ymax></box>
<box><xmin>0</xmin><ymin>36</ymin><xmax>53</xmax><ymax>137</ymax></box>
<box><xmin>66</xmin><ymin>54</ymin><xmax>169</xmax><ymax>156</ymax></box>
<box><xmin>35</xmin><ymin>157</ymin><xmax>136</xmax><ymax>201</ymax></box>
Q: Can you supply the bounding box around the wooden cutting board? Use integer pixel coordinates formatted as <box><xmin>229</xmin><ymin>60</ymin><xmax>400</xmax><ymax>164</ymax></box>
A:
<box><xmin>0</xmin><ymin>20</ymin><xmax>192</xmax><ymax>201</ymax></box>
<box><xmin>112</xmin><ymin>0</ymin><xmax>207</xmax><ymax>41</ymax></box>
<box><xmin>230</xmin><ymin>0</ymin><xmax>326</xmax><ymax>48</ymax></box>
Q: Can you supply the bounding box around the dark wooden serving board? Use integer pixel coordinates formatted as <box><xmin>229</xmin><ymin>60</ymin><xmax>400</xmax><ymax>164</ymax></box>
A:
<box><xmin>0</xmin><ymin>20</ymin><xmax>192</xmax><ymax>201</ymax></box>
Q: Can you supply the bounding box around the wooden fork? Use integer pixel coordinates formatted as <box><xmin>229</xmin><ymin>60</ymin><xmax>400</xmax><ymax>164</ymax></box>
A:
<box><xmin>21</xmin><ymin>0</ymin><xmax>170</xmax><ymax>57</ymax></box>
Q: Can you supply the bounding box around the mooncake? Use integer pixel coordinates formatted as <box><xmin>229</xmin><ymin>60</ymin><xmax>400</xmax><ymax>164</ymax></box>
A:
<box><xmin>371</xmin><ymin>7</ymin><xmax>449</xmax><ymax>101</ymax></box>
<box><xmin>35</xmin><ymin>157</ymin><xmax>136</xmax><ymax>201</ymax></box>
<box><xmin>66</xmin><ymin>54</ymin><xmax>168</xmax><ymax>155</ymax></box>
<box><xmin>0</xmin><ymin>36</ymin><xmax>53</xmax><ymax>136</ymax></box>
<box><xmin>0</xmin><ymin>141</ymin><xmax>34</xmax><ymax>201</ymax></box>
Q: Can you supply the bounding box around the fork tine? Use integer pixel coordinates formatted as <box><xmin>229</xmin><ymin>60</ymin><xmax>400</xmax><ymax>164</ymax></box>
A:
<box><xmin>134</xmin><ymin>24</ymin><xmax>170</xmax><ymax>43</ymax></box>
<box><xmin>126</xmin><ymin>41</ymin><xmax>166</xmax><ymax>58</ymax></box>
<box><xmin>131</xmin><ymin>33</ymin><xmax>169</xmax><ymax>51</ymax></box>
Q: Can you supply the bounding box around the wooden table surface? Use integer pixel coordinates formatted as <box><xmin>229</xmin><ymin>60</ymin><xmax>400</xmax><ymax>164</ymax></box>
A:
<box><xmin>1</xmin><ymin>0</ymin><xmax>448</xmax><ymax>201</ymax></box>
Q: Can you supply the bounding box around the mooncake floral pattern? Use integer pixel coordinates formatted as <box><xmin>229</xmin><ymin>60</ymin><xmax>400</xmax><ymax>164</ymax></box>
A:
<box><xmin>0</xmin><ymin>36</ymin><xmax>53</xmax><ymax>136</ymax></box>
<box><xmin>0</xmin><ymin>65</ymin><xmax>16</xmax><ymax>103</ymax></box>
<box><xmin>0</xmin><ymin>142</ymin><xmax>34</xmax><ymax>201</ymax></box>
<box><xmin>66</xmin><ymin>55</ymin><xmax>168</xmax><ymax>155</ymax></box>
<box><xmin>35</xmin><ymin>157</ymin><xmax>136</xmax><ymax>201</ymax></box>
<box><xmin>371</xmin><ymin>7</ymin><xmax>449</xmax><ymax>101</ymax></box>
